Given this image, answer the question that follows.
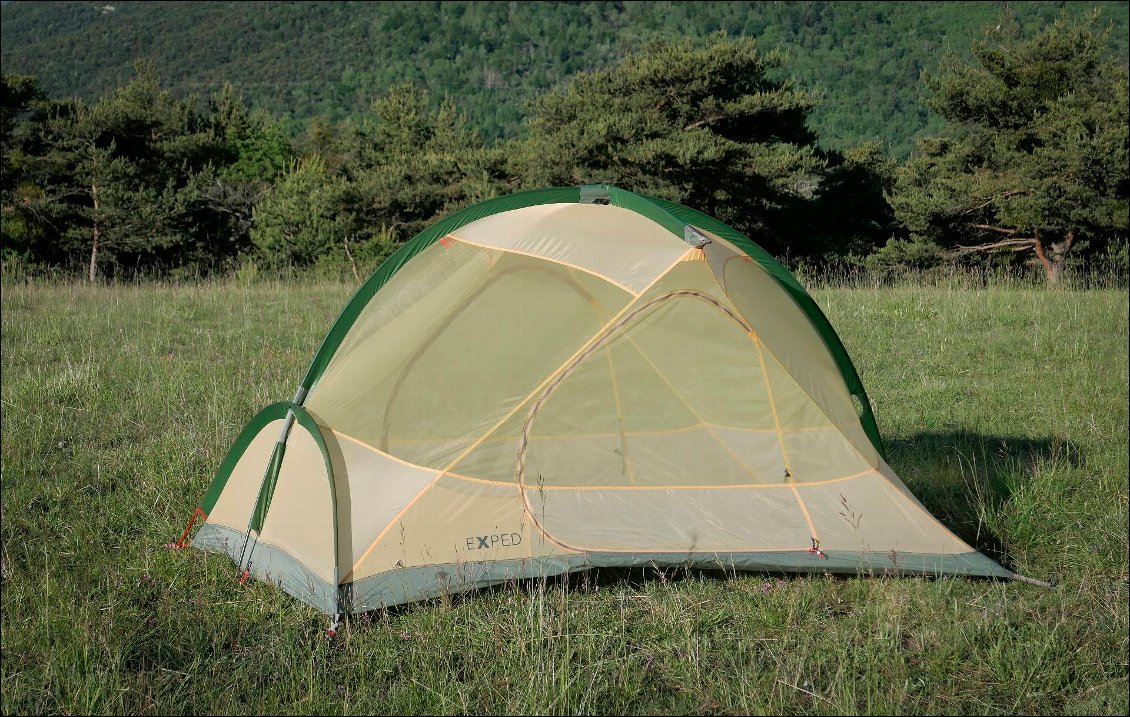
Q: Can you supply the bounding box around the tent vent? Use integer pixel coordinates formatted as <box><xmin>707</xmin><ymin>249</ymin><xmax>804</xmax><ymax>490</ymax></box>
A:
<box><xmin>579</xmin><ymin>185</ymin><xmax>611</xmax><ymax>205</ymax></box>
<box><xmin>684</xmin><ymin>225</ymin><xmax>712</xmax><ymax>247</ymax></box>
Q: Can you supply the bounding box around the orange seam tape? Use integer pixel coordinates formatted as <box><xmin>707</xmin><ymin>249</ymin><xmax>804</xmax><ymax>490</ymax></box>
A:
<box><xmin>448</xmin><ymin>232</ymin><xmax>640</xmax><ymax>297</ymax></box>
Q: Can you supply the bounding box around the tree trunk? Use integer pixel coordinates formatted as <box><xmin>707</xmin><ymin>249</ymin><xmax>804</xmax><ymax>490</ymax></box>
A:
<box><xmin>1033</xmin><ymin>228</ymin><xmax>1075</xmax><ymax>285</ymax></box>
<box><xmin>88</xmin><ymin>180</ymin><xmax>100</xmax><ymax>283</ymax></box>
<box><xmin>342</xmin><ymin>235</ymin><xmax>360</xmax><ymax>285</ymax></box>
<box><xmin>1051</xmin><ymin>229</ymin><xmax>1076</xmax><ymax>284</ymax></box>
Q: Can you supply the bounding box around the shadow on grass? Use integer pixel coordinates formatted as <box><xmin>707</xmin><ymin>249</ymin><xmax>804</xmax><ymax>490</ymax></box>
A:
<box><xmin>885</xmin><ymin>429</ymin><xmax>1083</xmax><ymax>572</ymax></box>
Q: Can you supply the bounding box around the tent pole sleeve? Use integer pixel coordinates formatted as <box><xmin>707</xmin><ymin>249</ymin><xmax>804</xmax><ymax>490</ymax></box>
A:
<box><xmin>198</xmin><ymin>402</ymin><xmax>292</xmax><ymax>515</ymax></box>
<box><xmin>246</xmin><ymin>412</ymin><xmax>295</xmax><ymax>538</ymax></box>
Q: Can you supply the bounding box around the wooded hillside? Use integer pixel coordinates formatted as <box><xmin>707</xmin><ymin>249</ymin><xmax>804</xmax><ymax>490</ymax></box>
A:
<box><xmin>3</xmin><ymin>1</ymin><xmax>1126</xmax><ymax>157</ymax></box>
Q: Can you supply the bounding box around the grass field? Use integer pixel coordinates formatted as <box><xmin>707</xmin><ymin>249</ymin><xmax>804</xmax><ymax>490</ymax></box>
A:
<box><xmin>1</xmin><ymin>276</ymin><xmax>1127</xmax><ymax>715</ymax></box>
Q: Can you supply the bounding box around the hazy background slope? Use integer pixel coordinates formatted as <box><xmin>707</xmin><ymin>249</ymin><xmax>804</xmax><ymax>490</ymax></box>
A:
<box><xmin>3</xmin><ymin>0</ymin><xmax>1126</xmax><ymax>157</ymax></box>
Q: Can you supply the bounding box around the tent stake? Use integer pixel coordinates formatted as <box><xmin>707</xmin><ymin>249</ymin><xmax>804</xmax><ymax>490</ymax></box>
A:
<box><xmin>1008</xmin><ymin>571</ymin><xmax>1054</xmax><ymax>588</ymax></box>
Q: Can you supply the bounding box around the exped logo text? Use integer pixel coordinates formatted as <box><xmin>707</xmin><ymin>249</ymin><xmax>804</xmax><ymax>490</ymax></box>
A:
<box><xmin>465</xmin><ymin>532</ymin><xmax>522</xmax><ymax>550</ymax></box>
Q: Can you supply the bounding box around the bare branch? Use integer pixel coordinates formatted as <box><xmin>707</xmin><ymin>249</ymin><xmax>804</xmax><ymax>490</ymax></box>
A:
<box><xmin>960</xmin><ymin>189</ymin><xmax>1030</xmax><ymax>215</ymax></box>
<box><xmin>969</xmin><ymin>223</ymin><xmax>1019</xmax><ymax>235</ymax></box>
<box><xmin>953</xmin><ymin>237</ymin><xmax>1035</xmax><ymax>254</ymax></box>
<box><xmin>1033</xmin><ymin>227</ymin><xmax>1057</xmax><ymax>283</ymax></box>
<box><xmin>683</xmin><ymin>114</ymin><xmax>725</xmax><ymax>131</ymax></box>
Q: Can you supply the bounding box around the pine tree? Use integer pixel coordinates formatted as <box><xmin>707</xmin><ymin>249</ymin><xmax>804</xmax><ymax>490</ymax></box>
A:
<box><xmin>514</xmin><ymin>34</ymin><xmax>826</xmax><ymax>253</ymax></box>
<box><xmin>892</xmin><ymin>12</ymin><xmax>1129</xmax><ymax>283</ymax></box>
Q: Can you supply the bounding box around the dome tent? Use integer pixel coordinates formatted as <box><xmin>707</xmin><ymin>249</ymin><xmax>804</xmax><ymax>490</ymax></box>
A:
<box><xmin>176</xmin><ymin>184</ymin><xmax>1017</xmax><ymax>619</ymax></box>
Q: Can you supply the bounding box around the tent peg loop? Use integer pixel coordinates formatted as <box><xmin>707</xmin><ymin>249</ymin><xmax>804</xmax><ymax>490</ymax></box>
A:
<box><xmin>169</xmin><ymin>506</ymin><xmax>206</xmax><ymax>549</ymax></box>
<box><xmin>808</xmin><ymin>537</ymin><xmax>828</xmax><ymax>560</ymax></box>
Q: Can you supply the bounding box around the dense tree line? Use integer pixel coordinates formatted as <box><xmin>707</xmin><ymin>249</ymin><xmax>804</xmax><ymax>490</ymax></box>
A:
<box><xmin>1</xmin><ymin>15</ymin><xmax>1126</xmax><ymax>283</ymax></box>
<box><xmin>2</xmin><ymin>1</ymin><xmax>1125</xmax><ymax>158</ymax></box>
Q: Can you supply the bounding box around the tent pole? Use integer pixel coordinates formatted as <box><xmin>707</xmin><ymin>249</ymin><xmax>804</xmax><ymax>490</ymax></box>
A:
<box><xmin>288</xmin><ymin>384</ymin><xmax>345</xmax><ymax>628</ymax></box>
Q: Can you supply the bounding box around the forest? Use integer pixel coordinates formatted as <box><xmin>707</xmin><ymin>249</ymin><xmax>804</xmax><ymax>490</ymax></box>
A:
<box><xmin>1</xmin><ymin>3</ymin><xmax>1127</xmax><ymax>284</ymax></box>
<box><xmin>3</xmin><ymin>1</ymin><xmax>1126</xmax><ymax>156</ymax></box>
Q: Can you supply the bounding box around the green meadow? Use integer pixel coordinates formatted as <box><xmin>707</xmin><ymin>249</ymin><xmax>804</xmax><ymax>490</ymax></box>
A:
<box><xmin>1</xmin><ymin>276</ymin><xmax>1127</xmax><ymax>715</ymax></box>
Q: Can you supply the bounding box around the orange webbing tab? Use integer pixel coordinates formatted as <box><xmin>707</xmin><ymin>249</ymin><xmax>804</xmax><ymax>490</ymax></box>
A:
<box><xmin>173</xmin><ymin>507</ymin><xmax>207</xmax><ymax>549</ymax></box>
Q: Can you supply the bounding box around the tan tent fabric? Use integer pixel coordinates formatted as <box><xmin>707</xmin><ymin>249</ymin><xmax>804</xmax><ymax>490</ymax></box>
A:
<box><xmin>530</xmin><ymin>485</ymin><xmax>813</xmax><ymax>553</ymax></box>
<box><xmin>321</xmin><ymin>428</ymin><xmax>440</xmax><ymax>572</ymax></box>
<box><xmin>189</xmin><ymin>187</ymin><xmax>1012</xmax><ymax>616</ymax></box>
<box><xmin>207</xmin><ymin>419</ymin><xmax>285</xmax><ymax>531</ymax></box>
<box><xmin>256</xmin><ymin>424</ymin><xmax>336</xmax><ymax>584</ymax></box>
<box><xmin>347</xmin><ymin>475</ymin><xmax>572</xmax><ymax>583</ymax></box>
<box><xmin>795</xmin><ymin>471</ymin><xmax>971</xmax><ymax>555</ymax></box>
<box><xmin>451</xmin><ymin>202</ymin><xmax>690</xmax><ymax>294</ymax></box>
<box><xmin>704</xmin><ymin>232</ymin><xmax>879</xmax><ymax>464</ymax></box>
<box><xmin>307</xmin><ymin>242</ymin><xmax>634</xmax><ymax>470</ymax></box>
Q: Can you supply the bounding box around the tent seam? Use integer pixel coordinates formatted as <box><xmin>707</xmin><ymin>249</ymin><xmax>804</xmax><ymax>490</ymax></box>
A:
<box><xmin>635</xmin><ymin>194</ymin><xmax>887</xmax><ymax>458</ymax></box>
<box><xmin>706</xmin><ymin>240</ymin><xmax>883</xmax><ymax>472</ymax></box>
<box><xmin>334</xmin><ymin>421</ymin><xmax>855</xmax><ymax>448</ymax></box>
<box><xmin>447</xmin><ymin>232</ymin><xmax>641</xmax><ymax>296</ymax></box>
<box><xmin>751</xmin><ymin>333</ymin><xmax>821</xmax><ymax>542</ymax></box>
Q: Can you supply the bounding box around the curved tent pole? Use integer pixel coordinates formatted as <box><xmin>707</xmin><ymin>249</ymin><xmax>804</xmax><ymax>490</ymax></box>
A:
<box><xmin>176</xmin><ymin>395</ymin><xmax>342</xmax><ymax>620</ymax></box>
